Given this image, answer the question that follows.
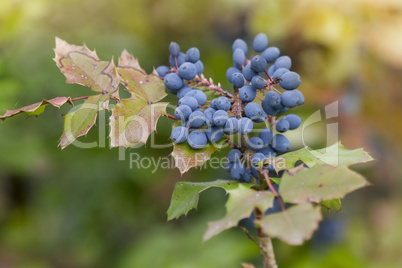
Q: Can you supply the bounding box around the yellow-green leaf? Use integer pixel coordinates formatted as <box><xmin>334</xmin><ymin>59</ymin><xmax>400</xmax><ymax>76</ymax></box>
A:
<box><xmin>279</xmin><ymin>164</ymin><xmax>369</xmax><ymax>204</ymax></box>
<box><xmin>204</xmin><ymin>184</ymin><xmax>275</xmax><ymax>241</ymax></box>
<box><xmin>256</xmin><ymin>203</ymin><xmax>322</xmax><ymax>245</ymax></box>
<box><xmin>59</xmin><ymin>94</ymin><xmax>110</xmax><ymax>149</ymax></box>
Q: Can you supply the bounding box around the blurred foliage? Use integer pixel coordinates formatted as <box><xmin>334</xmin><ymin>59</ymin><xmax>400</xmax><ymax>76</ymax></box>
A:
<box><xmin>0</xmin><ymin>0</ymin><xmax>401</xmax><ymax>267</ymax></box>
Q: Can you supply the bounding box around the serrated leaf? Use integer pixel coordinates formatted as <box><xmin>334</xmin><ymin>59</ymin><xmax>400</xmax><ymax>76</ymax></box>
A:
<box><xmin>256</xmin><ymin>203</ymin><xmax>322</xmax><ymax>245</ymax></box>
<box><xmin>59</xmin><ymin>94</ymin><xmax>110</xmax><ymax>149</ymax></box>
<box><xmin>117</xmin><ymin>50</ymin><xmax>167</xmax><ymax>103</ymax></box>
<box><xmin>204</xmin><ymin>184</ymin><xmax>275</xmax><ymax>241</ymax></box>
<box><xmin>167</xmin><ymin>180</ymin><xmax>252</xmax><ymax>221</ymax></box>
<box><xmin>320</xmin><ymin>199</ymin><xmax>342</xmax><ymax>212</ymax></box>
<box><xmin>172</xmin><ymin>139</ymin><xmax>226</xmax><ymax>175</ymax></box>
<box><xmin>273</xmin><ymin>142</ymin><xmax>373</xmax><ymax>171</ymax></box>
<box><xmin>279</xmin><ymin>164</ymin><xmax>369</xmax><ymax>204</ymax></box>
<box><xmin>109</xmin><ymin>101</ymin><xmax>168</xmax><ymax>148</ymax></box>
<box><xmin>0</xmin><ymin>97</ymin><xmax>73</xmax><ymax>120</ymax></box>
<box><xmin>53</xmin><ymin>37</ymin><xmax>120</xmax><ymax>95</ymax></box>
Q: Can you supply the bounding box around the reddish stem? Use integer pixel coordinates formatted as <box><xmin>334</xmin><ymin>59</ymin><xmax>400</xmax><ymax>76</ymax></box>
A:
<box><xmin>261</xmin><ymin>169</ymin><xmax>286</xmax><ymax>212</ymax></box>
<box><xmin>166</xmin><ymin>114</ymin><xmax>179</xmax><ymax>120</ymax></box>
<box><xmin>226</xmin><ymin>139</ymin><xmax>239</xmax><ymax>149</ymax></box>
<box><xmin>71</xmin><ymin>96</ymin><xmax>89</xmax><ymax>101</ymax></box>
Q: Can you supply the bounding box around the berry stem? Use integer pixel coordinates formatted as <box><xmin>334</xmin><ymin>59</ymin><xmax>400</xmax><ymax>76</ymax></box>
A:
<box><xmin>261</xmin><ymin>169</ymin><xmax>286</xmax><ymax>212</ymax></box>
<box><xmin>166</xmin><ymin>114</ymin><xmax>179</xmax><ymax>120</ymax></box>
<box><xmin>193</xmin><ymin>74</ymin><xmax>234</xmax><ymax>98</ymax></box>
<box><xmin>71</xmin><ymin>96</ymin><xmax>89</xmax><ymax>101</ymax></box>
<box><xmin>225</xmin><ymin>139</ymin><xmax>239</xmax><ymax>149</ymax></box>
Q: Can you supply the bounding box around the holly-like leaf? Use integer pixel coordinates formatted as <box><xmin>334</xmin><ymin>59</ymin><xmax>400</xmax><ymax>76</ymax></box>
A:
<box><xmin>59</xmin><ymin>94</ymin><xmax>110</xmax><ymax>149</ymax></box>
<box><xmin>167</xmin><ymin>180</ymin><xmax>254</xmax><ymax>221</ymax></box>
<box><xmin>272</xmin><ymin>142</ymin><xmax>373</xmax><ymax>171</ymax></box>
<box><xmin>53</xmin><ymin>37</ymin><xmax>120</xmax><ymax>95</ymax></box>
<box><xmin>109</xmin><ymin>101</ymin><xmax>168</xmax><ymax>148</ymax></box>
<box><xmin>204</xmin><ymin>184</ymin><xmax>275</xmax><ymax>241</ymax></box>
<box><xmin>117</xmin><ymin>50</ymin><xmax>167</xmax><ymax>103</ymax></box>
<box><xmin>279</xmin><ymin>164</ymin><xmax>369</xmax><ymax>204</ymax></box>
<box><xmin>320</xmin><ymin>199</ymin><xmax>342</xmax><ymax>212</ymax></box>
<box><xmin>0</xmin><ymin>97</ymin><xmax>73</xmax><ymax>120</ymax></box>
<box><xmin>171</xmin><ymin>139</ymin><xmax>226</xmax><ymax>175</ymax></box>
<box><xmin>256</xmin><ymin>203</ymin><xmax>322</xmax><ymax>245</ymax></box>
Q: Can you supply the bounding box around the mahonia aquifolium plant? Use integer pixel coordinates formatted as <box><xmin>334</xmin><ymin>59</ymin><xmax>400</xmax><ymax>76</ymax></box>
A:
<box><xmin>0</xmin><ymin>33</ymin><xmax>373</xmax><ymax>268</ymax></box>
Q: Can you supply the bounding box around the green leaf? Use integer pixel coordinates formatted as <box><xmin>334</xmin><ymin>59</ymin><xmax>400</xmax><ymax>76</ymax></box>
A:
<box><xmin>272</xmin><ymin>142</ymin><xmax>373</xmax><ymax>171</ymax></box>
<box><xmin>320</xmin><ymin>199</ymin><xmax>342</xmax><ymax>212</ymax></box>
<box><xmin>117</xmin><ymin>50</ymin><xmax>167</xmax><ymax>103</ymax></box>
<box><xmin>167</xmin><ymin>180</ymin><xmax>253</xmax><ymax>221</ymax></box>
<box><xmin>204</xmin><ymin>184</ymin><xmax>275</xmax><ymax>241</ymax></box>
<box><xmin>256</xmin><ymin>203</ymin><xmax>322</xmax><ymax>245</ymax></box>
<box><xmin>59</xmin><ymin>94</ymin><xmax>110</xmax><ymax>149</ymax></box>
<box><xmin>53</xmin><ymin>38</ymin><xmax>120</xmax><ymax>95</ymax></box>
<box><xmin>0</xmin><ymin>97</ymin><xmax>73</xmax><ymax>120</ymax></box>
<box><xmin>109</xmin><ymin>101</ymin><xmax>168</xmax><ymax>148</ymax></box>
<box><xmin>279</xmin><ymin>164</ymin><xmax>369</xmax><ymax>204</ymax></box>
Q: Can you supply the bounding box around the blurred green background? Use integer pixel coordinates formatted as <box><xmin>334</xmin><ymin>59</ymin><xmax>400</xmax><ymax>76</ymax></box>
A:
<box><xmin>1</xmin><ymin>0</ymin><xmax>402</xmax><ymax>267</ymax></box>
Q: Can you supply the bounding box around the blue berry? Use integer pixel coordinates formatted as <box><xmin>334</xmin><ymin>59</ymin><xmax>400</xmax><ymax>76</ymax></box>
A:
<box><xmin>204</xmin><ymin>108</ymin><xmax>216</xmax><ymax>126</ymax></box>
<box><xmin>265</xmin><ymin>91</ymin><xmax>282</xmax><ymax>109</ymax></box>
<box><xmin>232</xmin><ymin>38</ymin><xmax>248</xmax><ymax>54</ymax></box>
<box><xmin>244</xmin><ymin>102</ymin><xmax>263</xmax><ymax>120</ymax></box>
<box><xmin>169</xmin><ymin>42</ymin><xmax>180</xmax><ymax>57</ymax></box>
<box><xmin>213</xmin><ymin>110</ymin><xmax>229</xmax><ymax>127</ymax></box>
<box><xmin>187</xmin><ymin>130</ymin><xmax>208</xmax><ymax>149</ymax></box>
<box><xmin>194</xmin><ymin>60</ymin><xmax>204</xmax><ymax>74</ymax></box>
<box><xmin>243</xmin><ymin>64</ymin><xmax>258</xmax><ymax>81</ymax></box>
<box><xmin>252</xmin><ymin>111</ymin><xmax>267</xmax><ymax>123</ymax></box>
<box><xmin>233</xmin><ymin>48</ymin><xmax>246</xmax><ymax>68</ymax></box>
<box><xmin>280</xmin><ymin>71</ymin><xmax>301</xmax><ymax>90</ymax></box>
<box><xmin>188</xmin><ymin>111</ymin><xmax>206</xmax><ymax>127</ymax></box>
<box><xmin>171</xmin><ymin>126</ymin><xmax>188</xmax><ymax>144</ymax></box>
<box><xmin>185</xmin><ymin>47</ymin><xmax>200</xmax><ymax>63</ymax></box>
<box><xmin>250</xmin><ymin>165</ymin><xmax>259</xmax><ymax>179</ymax></box>
<box><xmin>261</xmin><ymin>47</ymin><xmax>280</xmax><ymax>63</ymax></box>
<box><xmin>259</xmin><ymin>145</ymin><xmax>277</xmax><ymax>157</ymax></box>
<box><xmin>174</xmin><ymin>105</ymin><xmax>192</xmax><ymax>121</ymax></box>
<box><xmin>164</xmin><ymin>73</ymin><xmax>183</xmax><ymax>93</ymax></box>
<box><xmin>178</xmin><ymin>96</ymin><xmax>198</xmax><ymax>110</ymax></box>
<box><xmin>251</xmin><ymin>75</ymin><xmax>266</xmax><ymax>90</ymax></box>
<box><xmin>185</xmin><ymin>90</ymin><xmax>207</xmax><ymax>106</ymax></box>
<box><xmin>284</xmin><ymin>114</ymin><xmax>302</xmax><ymax>130</ymax></box>
<box><xmin>231</xmin><ymin>73</ymin><xmax>245</xmax><ymax>88</ymax></box>
<box><xmin>275</xmin><ymin>119</ymin><xmax>290</xmax><ymax>133</ymax></box>
<box><xmin>271</xmin><ymin>134</ymin><xmax>290</xmax><ymax>153</ymax></box>
<box><xmin>224</xmin><ymin>117</ymin><xmax>239</xmax><ymax>135</ymax></box>
<box><xmin>250</xmin><ymin>55</ymin><xmax>267</xmax><ymax>73</ymax></box>
<box><xmin>252</xmin><ymin>153</ymin><xmax>266</xmax><ymax>165</ymax></box>
<box><xmin>261</xmin><ymin>98</ymin><xmax>279</xmax><ymax>116</ymax></box>
<box><xmin>239</xmin><ymin>117</ymin><xmax>253</xmax><ymax>135</ymax></box>
<box><xmin>177</xmin><ymin>85</ymin><xmax>193</xmax><ymax>99</ymax></box>
<box><xmin>247</xmin><ymin>137</ymin><xmax>264</xmax><ymax>151</ymax></box>
<box><xmin>258</xmin><ymin>128</ymin><xmax>273</xmax><ymax>145</ymax></box>
<box><xmin>156</xmin><ymin>65</ymin><xmax>170</xmax><ymax>78</ymax></box>
<box><xmin>216</xmin><ymin>96</ymin><xmax>231</xmax><ymax>111</ymax></box>
<box><xmin>253</xmin><ymin>33</ymin><xmax>268</xmax><ymax>52</ymax></box>
<box><xmin>178</xmin><ymin>62</ymin><xmax>197</xmax><ymax>80</ymax></box>
<box><xmin>293</xmin><ymin>89</ymin><xmax>304</xmax><ymax>105</ymax></box>
<box><xmin>267</xmin><ymin>65</ymin><xmax>275</xmax><ymax>77</ymax></box>
<box><xmin>226</xmin><ymin>67</ymin><xmax>241</xmax><ymax>83</ymax></box>
<box><xmin>210</xmin><ymin>98</ymin><xmax>218</xmax><ymax>109</ymax></box>
<box><xmin>228</xmin><ymin>149</ymin><xmax>242</xmax><ymax>162</ymax></box>
<box><xmin>281</xmin><ymin>91</ymin><xmax>299</xmax><ymax>108</ymax></box>
<box><xmin>231</xmin><ymin>162</ymin><xmax>245</xmax><ymax>180</ymax></box>
<box><xmin>224</xmin><ymin>161</ymin><xmax>233</xmax><ymax>172</ymax></box>
<box><xmin>272</xmin><ymin>68</ymin><xmax>289</xmax><ymax>79</ymax></box>
<box><xmin>240</xmin><ymin>169</ymin><xmax>252</xmax><ymax>183</ymax></box>
<box><xmin>274</xmin><ymin>56</ymin><xmax>292</xmax><ymax>71</ymax></box>
<box><xmin>239</xmin><ymin>85</ymin><xmax>257</xmax><ymax>102</ymax></box>
<box><xmin>169</xmin><ymin>52</ymin><xmax>185</xmax><ymax>67</ymax></box>
<box><xmin>206</xmin><ymin>126</ymin><xmax>224</xmax><ymax>143</ymax></box>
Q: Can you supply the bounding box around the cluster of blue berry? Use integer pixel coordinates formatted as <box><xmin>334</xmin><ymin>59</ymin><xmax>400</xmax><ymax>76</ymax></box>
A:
<box><xmin>158</xmin><ymin>34</ymin><xmax>304</xmax><ymax>182</ymax></box>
